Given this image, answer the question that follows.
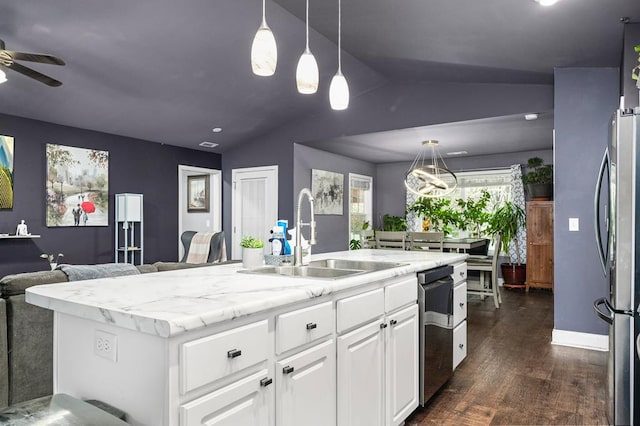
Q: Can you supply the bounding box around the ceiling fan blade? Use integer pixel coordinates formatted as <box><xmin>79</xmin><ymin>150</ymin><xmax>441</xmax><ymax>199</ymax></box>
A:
<box><xmin>5</xmin><ymin>62</ymin><xmax>62</xmax><ymax>87</ymax></box>
<box><xmin>4</xmin><ymin>51</ymin><xmax>65</xmax><ymax>66</ymax></box>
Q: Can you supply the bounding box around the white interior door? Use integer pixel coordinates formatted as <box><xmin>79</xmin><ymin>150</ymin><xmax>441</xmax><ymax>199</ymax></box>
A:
<box><xmin>232</xmin><ymin>166</ymin><xmax>278</xmax><ymax>260</ymax></box>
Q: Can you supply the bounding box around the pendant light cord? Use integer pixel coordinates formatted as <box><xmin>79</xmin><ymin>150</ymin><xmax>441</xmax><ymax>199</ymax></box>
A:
<box><xmin>337</xmin><ymin>0</ymin><xmax>342</xmax><ymax>71</ymax></box>
<box><xmin>262</xmin><ymin>0</ymin><xmax>266</xmax><ymax>25</ymax></box>
<box><xmin>305</xmin><ymin>0</ymin><xmax>310</xmax><ymax>50</ymax></box>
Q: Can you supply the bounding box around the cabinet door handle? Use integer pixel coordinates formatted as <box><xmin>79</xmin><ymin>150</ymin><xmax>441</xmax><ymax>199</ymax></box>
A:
<box><xmin>459</xmin><ymin>302</ymin><xmax>465</xmax><ymax>307</ymax></box>
<box><xmin>283</xmin><ymin>366</ymin><xmax>295</xmax><ymax>374</ymax></box>
<box><xmin>460</xmin><ymin>271</ymin><xmax>465</xmax><ymax>277</ymax></box>
<box><xmin>227</xmin><ymin>349</ymin><xmax>242</xmax><ymax>358</ymax></box>
<box><xmin>380</xmin><ymin>323</ymin><xmax>388</xmax><ymax>329</ymax></box>
<box><xmin>459</xmin><ymin>343</ymin><xmax>464</xmax><ymax>349</ymax></box>
<box><xmin>306</xmin><ymin>322</ymin><xmax>317</xmax><ymax>330</ymax></box>
<box><xmin>260</xmin><ymin>377</ymin><xmax>273</xmax><ymax>387</ymax></box>
<box><xmin>390</xmin><ymin>319</ymin><xmax>398</xmax><ymax>326</ymax></box>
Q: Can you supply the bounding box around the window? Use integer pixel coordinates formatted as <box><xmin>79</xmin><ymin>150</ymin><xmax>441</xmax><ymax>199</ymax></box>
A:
<box><xmin>349</xmin><ymin>174</ymin><xmax>373</xmax><ymax>243</ymax></box>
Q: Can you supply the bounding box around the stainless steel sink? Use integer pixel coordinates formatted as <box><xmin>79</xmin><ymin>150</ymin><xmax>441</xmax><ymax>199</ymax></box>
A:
<box><xmin>308</xmin><ymin>259</ymin><xmax>406</xmax><ymax>271</ymax></box>
<box><xmin>238</xmin><ymin>265</ymin><xmax>364</xmax><ymax>279</ymax></box>
<box><xmin>238</xmin><ymin>259</ymin><xmax>406</xmax><ymax>279</ymax></box>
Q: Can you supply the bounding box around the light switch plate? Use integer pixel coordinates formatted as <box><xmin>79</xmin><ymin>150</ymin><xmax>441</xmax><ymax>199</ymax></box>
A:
<box><xmin>569</xmin><ymin>218</ymin><xmax>579</xmax><ymax>232</ymax></box>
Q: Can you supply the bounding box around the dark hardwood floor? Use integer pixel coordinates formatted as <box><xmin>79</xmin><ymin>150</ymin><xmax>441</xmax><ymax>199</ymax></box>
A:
<box><xmin>406</xmin><ymin>289</ymin><xmax>609</xmax><ymax>426</ymax></box>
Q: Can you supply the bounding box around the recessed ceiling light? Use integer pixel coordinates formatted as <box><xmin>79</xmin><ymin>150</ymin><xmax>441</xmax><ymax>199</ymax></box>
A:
<box><xmin>525</xmin><ymin>113</ymin><xmax>539</xmax><ymax>121</ymax></box>
<box><xmin>212</xmin><ymin>127</ymin><xmax>223</xmax><ymax>133</ymax></box>
<box><xmin>535</xmin><ymin>0</ymin><xmax>559</xmax><ymax>6</ymax></box>
<box><xmin>447</xmin><ymin>151</ymin><xmax>468</xmax><ymax>156</ymax></box>
<box><xmin>200</xmin><ymin>141</ymin><xmax>219</xmax><ymax>148</ymax></box>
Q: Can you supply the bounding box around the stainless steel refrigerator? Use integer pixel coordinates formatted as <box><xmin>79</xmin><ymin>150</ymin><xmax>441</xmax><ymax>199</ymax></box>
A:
<box><xmin>593</xmin><ymin>108</ymin><xmax>640</xmax><ymax>425</ymax></box>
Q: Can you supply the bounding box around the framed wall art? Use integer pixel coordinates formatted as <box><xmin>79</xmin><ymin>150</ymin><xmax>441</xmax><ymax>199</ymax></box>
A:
<box><xmin>0</xmin><ymin>135</ymin><xmax>14</xmax><ymax>209</ymax></box>
<box><xmin>311</xmin><ymin>169</ymin><xmax>344</xmax><ymax>215</ymax></box>
<box><xmin>187</xmin><ymin>174</ymin><xmax>210</xmax><ymax>212</ymax></box>
<box><xmin>45</xmin><ymin>144</ymin><xmax>109</xmax><ymax>227</ymax></box>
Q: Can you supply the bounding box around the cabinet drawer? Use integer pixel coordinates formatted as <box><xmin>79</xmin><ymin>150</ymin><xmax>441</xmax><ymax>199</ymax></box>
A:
<box><xmin>453</xmin><ymin>321</ymin><xmax>467</xmax><ymax>370</ymax></box>
<box><xmin>453</xmin><ymin>282</ymin><xmax>467</xmax><ymax>327</ymax></box>
<box><xmin>276</xmin><ymin>301</ymin><xmax>333</xmax><ymax>354</ymax></box>
<box><xmin>180</xmin><ymin>369</ymin><xmax>272</xmax><ymax>426</ymax></box>
<box><xmin>385</xmin><ymin>276</ymin><xmax>417</xmax><ymax>313</ymax></box>
<box><xmin>337</xmin><ymin>288</ymin><xmax>384</xmax><ymax>333</ymax></box>
<box><xmin>180</xmin><ymin>320</ymin><xmax>269</xmax><ymax>394</ymax></box>
<box><xmin>452</xmin><ymin>262</ymin><xmax>467</xmax><ymax>285</ymax></box>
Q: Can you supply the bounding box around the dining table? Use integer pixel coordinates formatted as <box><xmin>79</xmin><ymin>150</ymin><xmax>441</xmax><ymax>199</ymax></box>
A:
<box><xmin>442</xmin><ymin>237</ymin><xmax>489</xmax><ymax>252</ymax></box>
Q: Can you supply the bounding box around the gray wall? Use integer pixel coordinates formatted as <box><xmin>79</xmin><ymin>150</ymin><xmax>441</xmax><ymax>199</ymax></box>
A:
<box><xmin>375</xmin><ymin>149</ymin><xmax>553</xmax><ymax>228</ymax></box>
<box><xmin>554</xmin><ymin>68</ymin><xmax>620</xmax><ymax>335</ymax></box>
<box><xmin>293</xmin><ymin>144</ymin><xmax>376</xmax><ymax>253</ymax></box>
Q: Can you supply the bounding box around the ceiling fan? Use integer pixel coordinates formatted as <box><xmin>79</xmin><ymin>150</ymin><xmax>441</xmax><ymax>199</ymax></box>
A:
<box><xmin>0</xmin><ymin>39</ymin><xmax>65</xmax><ymax>87</ymax></box>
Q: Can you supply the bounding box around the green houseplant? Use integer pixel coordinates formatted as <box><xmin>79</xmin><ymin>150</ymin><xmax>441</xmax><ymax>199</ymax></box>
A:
<box><xmin>380</xmin><ymin>214</ymin><xmax>408</xmax><ymax>232</ymax></box>
<box><xmin>240</xmin><ymin>236</ymin><xmax>264</xmax><ymax>269</ymax></box>
<box><xmin>632</xmin><ymin>45</ymin><xmax>640</xmax><ymax>89</ymax></box>
<box><xmin>456</xmin><ymin>189</ymin><xmax>491</xmax><ymax>237</ymax></box>
<box><xmin>408</xmin><ymin>197</ymin><xmax>461</xmax><ymax>236</ymax></box>
<box><xmin>522</xmin><ymin>157</ymin><xmax>553</xmax><ymax>200</ymax></box>
<box><xmin>488</xmin><ymin>201</ymin><xmax>527</xmax><ymax>286</ymax></box>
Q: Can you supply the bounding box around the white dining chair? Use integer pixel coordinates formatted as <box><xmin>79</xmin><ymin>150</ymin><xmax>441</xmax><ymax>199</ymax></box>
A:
<box><xmin>466</xmin><ymin>233</ymin><xmax>502</xmax><ymax>308</ymax></box>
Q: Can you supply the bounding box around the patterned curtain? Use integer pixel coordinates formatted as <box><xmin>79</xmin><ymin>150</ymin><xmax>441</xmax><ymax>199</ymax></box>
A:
<box><xmin>405</xmin><ymin>173</ymin><xmax>421</xmax><ymax>232</ymax></box>
<box><xmin>509</xmin><ymin>164</ymin><xmax>527</xmax><ymax>263</ymax></box>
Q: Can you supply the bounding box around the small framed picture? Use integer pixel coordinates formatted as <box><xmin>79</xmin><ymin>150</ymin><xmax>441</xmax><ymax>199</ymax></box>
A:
<box><xmin>187</xmin><ymin>175</ymin><xmax>210</xmax><ymax>212</ymax></box>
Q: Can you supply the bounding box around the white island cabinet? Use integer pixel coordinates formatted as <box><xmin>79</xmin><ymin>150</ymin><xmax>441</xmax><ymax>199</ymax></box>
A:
<box><xmin>26</xmin><ymin>250</ymin><xmax>467</xmax><ymax>426</ymax></box>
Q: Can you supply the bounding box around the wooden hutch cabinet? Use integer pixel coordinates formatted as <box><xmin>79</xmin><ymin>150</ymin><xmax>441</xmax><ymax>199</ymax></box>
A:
<box><xmin>526</xmin><ymin>201</ymin><xmax>554</xmax><ymax>291</ymax></box>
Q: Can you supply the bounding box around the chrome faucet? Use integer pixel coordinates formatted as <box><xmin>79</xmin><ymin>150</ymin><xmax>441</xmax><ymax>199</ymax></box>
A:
<box><xmin>295</xmin><ymin>188</ymin><xmax>317</xmax><ymax>266</ymax></box>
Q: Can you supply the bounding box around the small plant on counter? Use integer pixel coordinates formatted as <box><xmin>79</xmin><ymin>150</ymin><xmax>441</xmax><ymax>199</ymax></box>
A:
<box><xmin>349</xmin><ymin>239</ymin><xmax>362</xmax><ymax>250</ymax></box>
<box><xmin>240</xmin><ymin>236</ymin><xmax>264</xmax><ymax>248</ymax></box>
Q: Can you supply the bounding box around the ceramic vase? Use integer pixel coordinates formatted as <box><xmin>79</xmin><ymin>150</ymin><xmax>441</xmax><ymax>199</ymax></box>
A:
<box><xmin>242</xmin><ymin>247</ymin><xmax>264</xmax><ymax>269</ymax></box>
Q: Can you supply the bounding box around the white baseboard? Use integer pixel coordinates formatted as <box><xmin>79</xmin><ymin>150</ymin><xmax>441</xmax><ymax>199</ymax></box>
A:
<box><xmin>551</xmin><ymin>328</ymin><xmax>608</xmax><ymax>351</ymax></box>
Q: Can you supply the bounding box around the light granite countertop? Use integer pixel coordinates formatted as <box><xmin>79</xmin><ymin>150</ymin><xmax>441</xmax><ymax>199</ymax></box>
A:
<box><xmin>25</xmin><ymin>250</ymin><xmax>467</xmax><ymax>338</ymax></box>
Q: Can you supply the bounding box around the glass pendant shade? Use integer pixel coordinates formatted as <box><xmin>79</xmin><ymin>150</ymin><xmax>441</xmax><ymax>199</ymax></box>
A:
<box><xmin>0</xmin><ymin>69</ymin><xmax>6</xmax><ymax>84</ymax></box>
<box><xmin>329</xmin><ymin>71</ymin><xmax>349</xmax><ymax>110</ymax></box>
<box><xmin>251</xmin><ymin>21</ymin><xmax>277</xmax><ymax>76</ymax></box>
<box><xmin>296</xmin><ymin>49</ymin><xmax>319</xmax><ymax>94</ymax></box>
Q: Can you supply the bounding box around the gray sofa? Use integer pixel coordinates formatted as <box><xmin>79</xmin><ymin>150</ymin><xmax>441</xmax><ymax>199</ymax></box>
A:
<box><xmin>0</xmin><ymin>261</ymin><xmax>219</xmax><ymax>409</ymax></box>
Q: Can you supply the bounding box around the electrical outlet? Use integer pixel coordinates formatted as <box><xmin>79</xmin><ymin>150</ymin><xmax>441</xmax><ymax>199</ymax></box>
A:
<box><xmin>94</xmin><ymin>330</ymin><xmax>118</xmax><ymax>362</ymax></box>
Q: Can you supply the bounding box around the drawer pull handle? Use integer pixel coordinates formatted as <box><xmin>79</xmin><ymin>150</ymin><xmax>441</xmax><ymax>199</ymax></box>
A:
<box><xmin>260</xmin><ymin>377</ymin><xmax>273</xmax><ymax>387</ymax></box>
<box><xmin>460</xmin><ymin>271</ymin><xmax>465</xmax><ymax>276</ymax></box>
<box><xmin>306</xmin><ymin>322</ymin><xmax>317</xmax><ymax>330</ymax></box>
<box><xmin>459</xmin><ymin>343</ymin><xmax>464</xmax><ymax>349</ymax></box>
<box><xmin>283</xmin><ymin>366</ymin><xmax>295</xmax><ymax>374</ymax></box>
<box><xmin>380</xmin><ymin>323</ymin><xmax>388</xmax><ymax>329</ymax></box>
<box><xmin>227</xmin><ymin>349</ymin><xmax>242</xmax><ymax>358</ymax></box>
<box><xmin>390</xmin><ymin>319</ymin><xmax>398</xmax><ymax>326</ymax></box>
<box><xmin>459</xmin><ymin>302</ymin><xmax>465</xmax><ymax>307</ymax></box>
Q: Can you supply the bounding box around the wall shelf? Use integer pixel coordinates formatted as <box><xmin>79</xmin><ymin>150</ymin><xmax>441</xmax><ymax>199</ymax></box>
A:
<box><xmin>0</xmin><ymin>235</ymin><xmax>41</xmax><ymax>239</ymax></box>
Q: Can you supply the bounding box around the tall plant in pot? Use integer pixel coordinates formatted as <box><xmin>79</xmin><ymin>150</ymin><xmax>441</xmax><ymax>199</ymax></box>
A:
<box><xmin>522</xmin><ymin>157</ymin><xmax>553</xmax><ymax>200</ymax></box>
<box><xmin>488</xmin><ymin>201</ymin><xmax>526</xmax><ymax>286</ymax></box>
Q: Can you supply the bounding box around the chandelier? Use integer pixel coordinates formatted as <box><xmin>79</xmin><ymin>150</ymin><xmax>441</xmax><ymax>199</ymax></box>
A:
<box><xmin>404</xmin><ymin>140</ymin><xmax>457</xmax><ymax>198</ymax></box>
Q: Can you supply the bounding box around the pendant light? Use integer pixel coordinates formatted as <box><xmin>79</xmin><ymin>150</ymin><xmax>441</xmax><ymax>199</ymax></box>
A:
<box><xmin>296</xmin><ymin>0</ymin><xmax>319</xmax><ymax>94</ymax></box>
<box><xmin>0</xmin><ymin>69</ymin><xmax>6</xmax><ymax>84</ymax></box>
<box><xmin>329</xmin><ymin>0</ymin><xmax>349</xmax><ymax>110</ymax></box>
<box><xmin>251</xmin><ymin>0</ymin><xmax>277</xmax><ymax>76</ymax></box>
<box><xmin>404</xmin><ymin>140</ymin><xmax>457</xmax><ymax>198</ymax></box>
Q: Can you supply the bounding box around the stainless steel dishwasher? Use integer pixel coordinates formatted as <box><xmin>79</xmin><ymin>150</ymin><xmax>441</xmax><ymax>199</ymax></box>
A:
<box><xmin>417</xmin><ymin>265</ymin><xmax>454</xmax><ymax>406</ymax></box>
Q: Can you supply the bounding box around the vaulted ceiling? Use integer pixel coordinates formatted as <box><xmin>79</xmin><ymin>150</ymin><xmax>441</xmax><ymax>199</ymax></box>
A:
<box><xmin>0</xmin><ymin>0</ymin><xmax>639</xmax><ymax>162</ymax></box>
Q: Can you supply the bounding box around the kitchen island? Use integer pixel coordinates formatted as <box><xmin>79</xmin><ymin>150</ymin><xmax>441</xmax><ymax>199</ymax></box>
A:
<box><xmin>26</xmin><ymin>249</ymin><xmax>467</xmax><ymax>426</ymax></box>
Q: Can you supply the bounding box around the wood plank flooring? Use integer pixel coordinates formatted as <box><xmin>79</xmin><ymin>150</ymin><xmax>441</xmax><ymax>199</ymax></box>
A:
<box><xmin>405</xmin><ymin>289</ymin><xmax>608</xmax><ymax>425</ymax></box>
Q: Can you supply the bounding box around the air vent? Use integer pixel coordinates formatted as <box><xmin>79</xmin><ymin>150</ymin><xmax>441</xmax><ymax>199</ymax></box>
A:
<box><xmin>446</xmin><ymin>151</ymin><xmax>467</xmax><ymax>156</ymax></box>
<box><xmin>199</xmin><ymin>141</ymin><xmax>219</xmax><ymax>148</ymax></box>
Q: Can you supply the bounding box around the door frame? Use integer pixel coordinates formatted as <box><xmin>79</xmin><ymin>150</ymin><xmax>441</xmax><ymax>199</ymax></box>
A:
<box><xmin>231</xmin><ymin>165</ymin><xmax>279</xmax><ymax>260</ymax></box>
<box><xmin>177</xmin><ymin>165</ymin><xmax>222</xmax><ymax>260</ymax></box>
<box><xmin>348</xmin><ymin>173</ymin><xmax>373</xmax><ymax>247</ymax></box>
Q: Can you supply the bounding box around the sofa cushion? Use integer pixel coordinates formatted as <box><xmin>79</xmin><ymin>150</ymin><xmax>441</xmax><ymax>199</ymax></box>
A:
<box><xmin>0</xmin><ymin>271</ymin><xmax>68</xmax><ymax>297</ymax></box>
<box><xmin>136</xmin><ymin>264</ymin><xmax>158</xmax><ymax>274</ymax></box>
<box><xmin>0</xmin><ymin>299</ymin><xmax>8</xmax><ymax>409</ymax></box>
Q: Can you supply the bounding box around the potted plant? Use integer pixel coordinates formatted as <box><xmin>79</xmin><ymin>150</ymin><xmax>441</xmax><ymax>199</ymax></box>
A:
<box><xmin>408</xmin><ymin>197</ymin><xmax>461</xmax><ymax>236</ymax></box>
<box><xmin>522</xmin><ymin>157</ymin><xmax>553</xmax><ymax>200</ymax></box>
<box><xmin>487</xmin><ymin>201</ymin><xmax>526</xmax><ymax>286</ymax></box>
<box><xmin>456</xmin><ymin>189</ymin><xmax>492</xmax><ymax>238</ymax></box>
<box><xmin>380</xmin><ymin>214</ymin><xmax>408</xmax><ymax>232</ymax></box>
<box><xmin>632</xmin><ymin>45</ymin><xmax>640</xmax><ymax>90</ymax></box>
<box><xmin>40</xmin><ymin>252</ymin><xmax>64</xmax><ymax>270</ymax></box>
<box><xmin>240</xmin><ymin>236</ymin><xmax>264</xmax><ymax>269</ymax></box>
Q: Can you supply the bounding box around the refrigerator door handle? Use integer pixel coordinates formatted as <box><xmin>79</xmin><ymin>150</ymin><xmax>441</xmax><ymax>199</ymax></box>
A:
<box><xmin>593</xmin><ymin>297</ymin><xmax>614</xmax><ymax>325</ymax></box>
<box><xmin>593</xmin><ymin>149</ymin><xmax>609</xmax><ymax>275</ymax></box>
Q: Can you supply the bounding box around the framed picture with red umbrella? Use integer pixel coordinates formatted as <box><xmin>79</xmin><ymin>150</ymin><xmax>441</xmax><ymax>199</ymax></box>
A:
<box><xmin>45</xmin><ymin>144</ymin><xmax>109</xmax><ymax>227</ymax></box>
